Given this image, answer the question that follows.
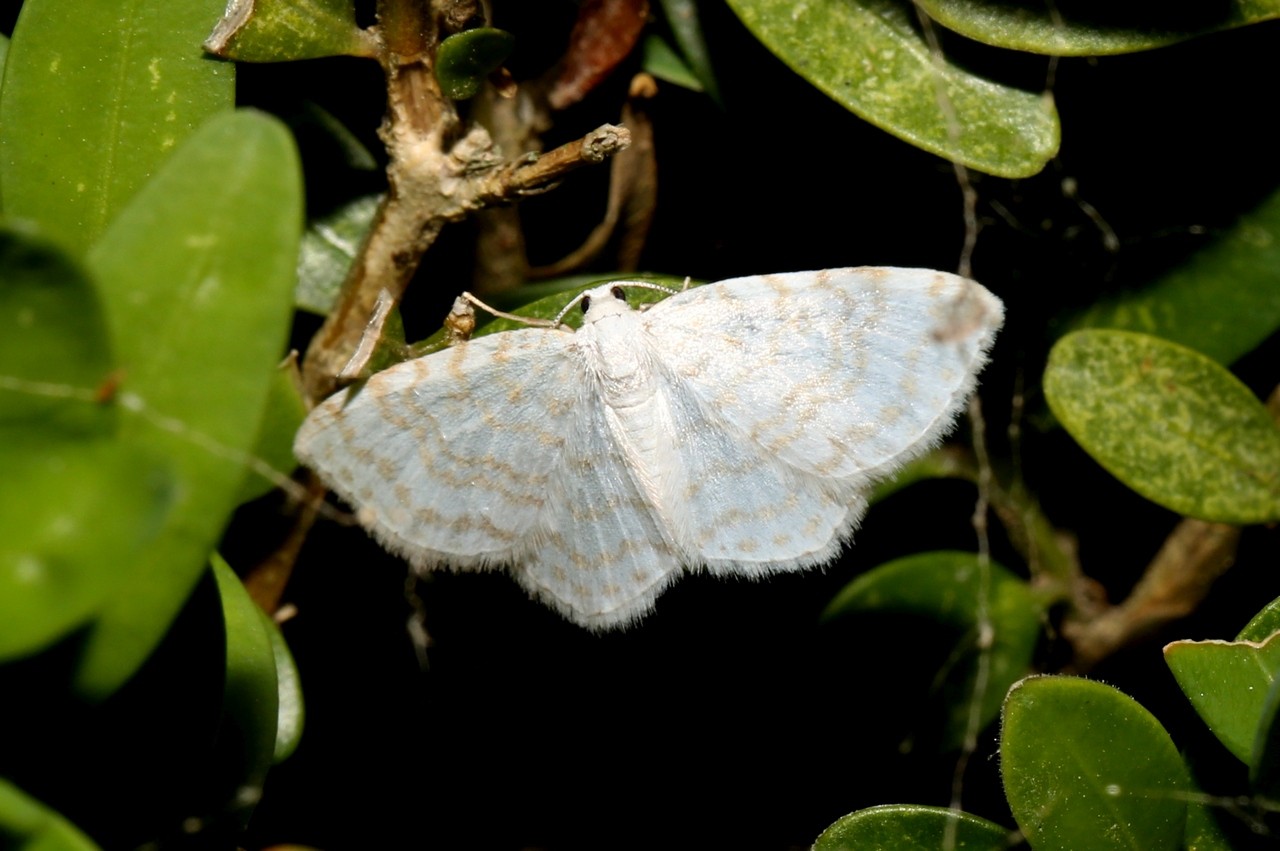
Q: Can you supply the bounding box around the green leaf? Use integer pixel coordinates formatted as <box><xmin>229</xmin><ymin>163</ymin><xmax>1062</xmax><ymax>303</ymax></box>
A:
<box><xmin>1251</xmin><ymin>672</ymin><xmax>1280</xmax><ymax>795</ymax></box>
<box><xmin>75</xmin><ymin>110</ymin><xmax>302</xmax><ymax>698</ymax></box>
<box><xmin>641</xmin><ymin>35</ymin><xmax>703</xmax><ymax>92</ymax></box>
<box><xmin>0</xmin><ymin>442</ymin><xmax>171</xmax><ymax>662</ymax></box>
<box><xmin>1002</xmin><ymin>676</ymin><xmax>1189</xmax><ymax>851</ymax></box>
<box><xmin>205</xmin><ymin>0</ymin><xmax>377</xmax><ymax>61</ymax></box>
<box><xmin>435</xmin><ymin>28</ymin><xmax>516</xmax><ymax>101</ymax></box>
<box><xmin>0</xmin><ymin>778</ymin><xmax>101</xmax><ymax>851</ymax></box>
<box><xmin>236</xmin><ymin>363</ymin><xmax>306</xmax><ymax>504</ymax></box>
<box><xmin>867</xmin><ymin>447</ymin><xmax>976</xmax><ymax>504</ymax></box>
<box><xmin>211</xmin><ymin>555</ymin><xmax>278</xmax><ymax>826</ymax></box>
<box><xmin>0</xmin><ymin>222</ymin><xmax>114</xmax><ymax>436</ymax></box>
<box><xmin>296</xmin><ymin>193</ymin><xmax>382</xmax><ymax>315</ymax></box>
<box><xmin>1045</xmin><ymin>330</ymin><xmax>1280</xmax><ymax>524</ymax></box>
<box><xmin>656</xmin><ymin>0</ymin><xmax>720</xmax><ymax>100</ymax></box>
<box><xmin>823</xmin><ymin>551</ymin><xmax>1042</xmax><ymax>749</ymax></box>
<box><xmin>266</xmin><ymin>611</ymin><xmax>305</xmax><ymax>763</ymax></box>
<box><xmin>0</xmin><ymin>0</ymin><xmax>235</xmax><ymax>253</ymax></box>
<box><xmin>1184</xmin><ymin>795</ymin><xmax>1233</xmax><ymax>851</ymax></box>
<box><xmin>915</xmin><ymin>0</ymin><xmax>1280</xmax><ymax>56</ymax></box>
<box><xmin>1072</xmin><ymin>183</ymin><xmax>1280</xmax><ymax>366</ymax></box>
<box><xmin>724</xmin><ymin>0</ymin><xmax>1059</xmax><ymax>178</ymax></box>
<box><xmin>0</xmin><ymin>224</ymin><xmax>173</xmax><ymax>661</ymax></box>
<box><xmin>813</xmin><ymin>804</ymin><xmax>1010</xmax><ymax>850</ymax></box>
<box><xmin>1164</xmin><ymin>635</ymin><xmax>1280</xmax><ymax>765</ymax></box>
<box><xmin>1237</xmin><ymin>594</ymin><xmax>1280</xmax><ymax>643</ymax></box>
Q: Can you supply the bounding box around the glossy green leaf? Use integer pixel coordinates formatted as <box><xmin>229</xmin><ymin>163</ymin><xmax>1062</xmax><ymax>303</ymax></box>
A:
<box><xmin>814</xmin><ymin>804</ymin><xmax>1009</xmax><ymax>850</ymax></box>
<box><xmin>75</xmin><ymin>110</ymin><xmax>302</xmax><ymax>698</ymax></box>
<box><xmin>0</xmin><ymin>442</ymin><xmax>171</xmax><ymax>662</ymax></box>
<box><xmin>1251</xmin><ymin>672</ymin><xmax>1280</xmax><ymax>795</ymax></box>
<box><xmin>0</xmin><ymin>778</ymin><xmax>101</xmax><ymax>851</ymax></box>
<box><xmin>1045</xmin><ymin>330</ymin><xmax>1280</xmax><ymax>524</ymax></box>
<box><xmin>0</xmin><ymin>224</ymin><xmax>173</xmax><ymax>661</ymax></box>
<box><xmin>0</xmin><ymin>0</ymin><xmax>234</xmax><ymax>253</ymax></box>
<box><xmin>266</xmin><ymin>612</ymin><xmax>305</xmax><ymax>763</ymax></box>
<box><xmin>916</xmin><ymin>0</ymin><xmax>1280</xmax><ymax>56</ymax></box>
<box><xmin>1237</xmin><ymin>594</ymin><xmax>1280</xmax><ymax>643</ymax></box>
<box><xmin>724</xmin><ymin>0</ymin><xmax>1059</xmax><ymax>178</ymax></box>
<box><xmin>236</xmin><ymin>363</ymin><xmax>306</xmax><ymax>504</ymax></box>
<box><xmin>0</xmin><ymin>34</ymin><xmax>8</xmax><ymax>74</ymax></box>
<box><xmin>1002</xmin><ymin>676</ymin><xmax>1189</xmax><ymax>851</ymax></box>
<box><xmin>435</xmin><ymin>28</ymin><xmax>516</xmax><ymax>101</ymax></box>
<box><xmin>824</xmin><ymin>551</ymin><xmax>1042</xmax><ymax>748</ymax></box>
<box><xmin>1073</xmin><ymin>183</ymin><xmax>1280</xmax><ymax>366</ymax></box>
<box><xmin>296</xmin><ymin>193</ymin><xmax>382</xmax><ymax>315</ymax></box>
<box><xmin>657</xmin><ymin>0</ymin><xmax>720</xmax><ymax>100</ymax></box>
<box><xmin>0</xmin><ymin>223</ymin><xmax>114</xmax><ymax>435</ymax></box>
<box><xmin>212</xmin><ymin>555</ymin><xmax>278</xmax><ymax>825</ymax></box>
<box><xmin>1165</xmin><ymin>636</ymin><xmax>1280</xmax><ymax>764</ymax></box>
<box><xmin>205</xmin><ymin>0</ymin><xmax>377</xmax><ymax>61</ymax></box>
<box><xmin>1184</xmin><ymin>796</ymin><xmax>1233</xmax><ymax>851</ymax></box>
<box><xmin>641</xmin><ymin>35</ymin><xmax>702</xmax><ymax>92</ymax></box>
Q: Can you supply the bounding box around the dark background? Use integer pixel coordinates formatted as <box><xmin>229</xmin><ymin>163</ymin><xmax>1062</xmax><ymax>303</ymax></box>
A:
<box><xmin>4</xmin><ymin>3</ymin><xmax>1280</xmax><ymax>849</ymax></box>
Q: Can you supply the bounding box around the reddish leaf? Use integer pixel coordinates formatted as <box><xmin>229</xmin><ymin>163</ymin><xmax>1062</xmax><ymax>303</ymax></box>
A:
<box><xmin>548</xmin><ymin>0</ymin><xmax>650</xmax><ymax>110</ymax></box>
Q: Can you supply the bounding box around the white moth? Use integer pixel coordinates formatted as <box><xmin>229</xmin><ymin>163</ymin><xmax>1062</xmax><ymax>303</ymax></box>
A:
<box><xmin>294</xmin><ymin>268</ymin><xmax>1003</xmax><ymax>629</ymax></box>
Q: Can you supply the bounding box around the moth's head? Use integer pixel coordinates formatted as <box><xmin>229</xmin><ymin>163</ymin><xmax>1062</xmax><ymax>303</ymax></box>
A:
<box><xmin>578</xmin><ymin>284</ymin><xmax>632</xmax><ymax>325</ymax></box>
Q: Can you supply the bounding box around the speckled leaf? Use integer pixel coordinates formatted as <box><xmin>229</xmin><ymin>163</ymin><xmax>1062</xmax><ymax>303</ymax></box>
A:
<box><xmin>824</xmin><ymin>551</ymin><xmax>1042</xmax><ymax>749</ymax></box>
<box><xmin>724</xmin><ymin>0</ymin><xmax>1059</xmax><ymax>178</ymax></box>
<box><xmin>1073</xmin><ymin>183</ymin><xmax>1280</xmax><ymax>366</ymax></box>
<box><xmin>0</xmin><ymin>0</ymin><xmax>234</xmax><ymax>253</ymax></box>
<box><xmin>1165</xmin><ymin>635</ymin><xmax>1280</xmax><ymax>765</ymax></box>
<box><xmin>1044</xmin><ymin>330</ymin><xmax>1280</xmax><ymax>524</ymax></box>
<box><xmin>1237</xmin><ymin>594</ymin><xmax>1280</xmax><ymax>643</ymax></box>
<box><xmin>657</xmin><ymin>0</ymin><xmax>720</xmax><ymax>100</ymax></box>
<box><xmin>0</xmin><ymin>778</ymin><xmax>101</xmax><ymax>851</ymax></box>
<box><xmin>1002</xmin><ymin>676</ymin><xmax>1189</xmax><ymax>851</ymax></box>
<box><xmin>296</xmin><ymin>193</ymin><xmax>382</xmax><ymax>315</ymax></box>
<box><xmin>436</xmin><ymin>28</ymin><xmax>516</xmax><ymax>100</ymax></box>
<box><xmin>75</xmin><ymin>111</ymin><xmax>301</xmax><ymax>698</ymax></box>
<box><xmin>205</xmin><ymin>0</ymin><xmax>376</xmax><ymax>61</ymax></box>
<box><xmin>814</xmin><ymin>804</ymin><xmax>1009</xmax><ymax>850</ymax></box>
<box><xmin>916</xmin><ymin>0</ymin><xmax>1280</xmax><ymax>56</ymax></box>
<box><xmin>212</xmin><ymin>555</ymin><xmax>277</xmax><ymax>826</ymax></box>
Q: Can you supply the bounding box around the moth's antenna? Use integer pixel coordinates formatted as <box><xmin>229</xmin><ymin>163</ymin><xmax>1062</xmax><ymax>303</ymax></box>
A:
<box><xmin>460</xmin><ymin>292</ymin><xmax>561</xmax><ymax>329</ymax></box>
<box><xmin>552</xmin><ymin>291</ymin><xmax>591</xmax><ymax>326</ymax></box>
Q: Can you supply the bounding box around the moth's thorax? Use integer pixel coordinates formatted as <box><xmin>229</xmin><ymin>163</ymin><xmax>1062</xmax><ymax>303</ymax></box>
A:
<box><xmin>578</xmin><ymin>303</ymin><xmax>654</xmax><ymax>408</ymax></box>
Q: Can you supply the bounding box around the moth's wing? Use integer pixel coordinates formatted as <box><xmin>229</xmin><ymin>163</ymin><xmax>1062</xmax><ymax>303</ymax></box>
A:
<box><xmin>514</xmin><ymin>382</ymin><xmax>684</xmax><ymax>631</ymax></box>
<box><xmin>653</xmin><ymin>367</ymin><xmax>869</xmax><ymax>571</ymax></box>
<box><xmin>295</xmin><ymin>326</ymin><xmax>684</xmax><ymax>629</ymax></box>
<box><xmin>294</xmin><ymin>328</ymin><xmax>582</xmax><ymax>568</ymax></box>
<box><xmin>643</xmin><ymin>267</ymin><xmax>1003</xmax><ymax>485</ymax></box>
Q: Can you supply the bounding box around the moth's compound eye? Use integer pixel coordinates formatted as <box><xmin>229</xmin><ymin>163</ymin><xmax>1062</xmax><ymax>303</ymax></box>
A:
<box><xmin>580</xmin><ymin>295</ymin><xmax>591</xmax><ymax>314</ymax></box>
<box><xmin>610</xmin><ymin>286</ymin><xmax>626</xmax><ymax>301</ymax></box>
